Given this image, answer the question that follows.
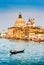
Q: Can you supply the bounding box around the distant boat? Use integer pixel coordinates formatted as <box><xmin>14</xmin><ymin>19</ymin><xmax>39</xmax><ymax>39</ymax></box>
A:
<box><xmin>39</xmin><ymin>40</ymin><xmax>44</xmax><ymax>43</ymax></box>
<box><xmin>10</xmin><ymin>49</ymin><xmax>24</xmax><ymax>55</ymax></box>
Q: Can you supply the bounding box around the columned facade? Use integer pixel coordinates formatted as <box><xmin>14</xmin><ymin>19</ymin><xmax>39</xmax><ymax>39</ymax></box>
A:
<box><xmin>7</xmin><ymin>13</ymin><xmax>44</xmax><ymax>40</ymax></box>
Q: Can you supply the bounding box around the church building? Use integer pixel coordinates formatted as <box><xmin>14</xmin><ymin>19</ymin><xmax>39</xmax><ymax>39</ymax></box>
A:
<box><xmin>6</xmin><ymin>13</ymin><xmax>44</xmax><ymax>40</ymax></box>
<box><xmin>7</xmin><ymin>13</ymin><xmax>26</xmax><ymax>39</ymax></box>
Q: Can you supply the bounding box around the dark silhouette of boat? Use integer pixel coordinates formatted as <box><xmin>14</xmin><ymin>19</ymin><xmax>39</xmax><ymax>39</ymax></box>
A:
<box><xmin>10</xmin><ymin>49</ymin><xmax>24</xmax><ymax>55</ymax></box>
<box><xmin>39</xmin><ymin>40</ymin><xmax>44</xmax><ymax>43</ymax></box>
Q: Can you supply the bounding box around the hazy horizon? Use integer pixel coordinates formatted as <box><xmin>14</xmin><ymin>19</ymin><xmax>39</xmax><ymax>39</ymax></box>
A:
<box><xmin>0</xmin><ymin>0</ymin><xmax>44</xmax><ymax>32</ymax></box>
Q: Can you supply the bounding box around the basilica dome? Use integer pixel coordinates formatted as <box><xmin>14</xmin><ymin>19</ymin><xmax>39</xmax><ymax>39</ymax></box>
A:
<box><xmin>15</xmin><ymin>13</ymin><xmax>25</xmax><ymax>27</ymax></box>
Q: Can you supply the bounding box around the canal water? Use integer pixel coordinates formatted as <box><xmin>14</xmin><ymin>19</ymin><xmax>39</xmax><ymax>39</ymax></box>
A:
<box><xmin>0</xmin><ymin>38</ymin><xmax>44</xmax><ymax>65</ymax></box>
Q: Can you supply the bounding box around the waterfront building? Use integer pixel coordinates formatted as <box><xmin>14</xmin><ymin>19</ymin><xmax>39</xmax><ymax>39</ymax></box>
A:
<box><xmin>2</xmin><ymin>13</ymin><xmax>44</xmax><ymax>41</ymax></box>
<box><xmin>1</xmin><ymin>32</ymin><xmax>7</xmax><ymax>38</ymax></box>
<box><xmin>7</xmin><ymin>13</ymin><xmax>25</xmax><ymax>39</ymax></box>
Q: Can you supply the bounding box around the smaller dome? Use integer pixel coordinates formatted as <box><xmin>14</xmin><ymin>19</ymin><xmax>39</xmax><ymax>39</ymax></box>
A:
<box><xmin>30</xmin><ymin>19</ymin><xmax>35</xmax><ymax>24</ymax></box>
<box><xmin>26</xmin><ymin>18</ymin><xmax>35</xmax><ymax>27</ymax></box>
<box><xmin>27</xmin><ymin>21</ymin><xmax>31</xmax><ymax>25</ymax></box>
<box><xmin>28</xmin><ymin>19</ymin><xmax>31</xmax><ymax>22</ymax></box>
<box><xmin>27</xmin><ymin>19</ymin><xmax>31</xmax><ymax>25</ymax></box>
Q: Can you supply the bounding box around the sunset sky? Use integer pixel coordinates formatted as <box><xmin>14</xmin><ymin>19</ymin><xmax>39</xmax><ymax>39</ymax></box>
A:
<box><xmin>0</xmin><ymin>0</ymin><xmax>44</xmax><ymax>32</ymax></box>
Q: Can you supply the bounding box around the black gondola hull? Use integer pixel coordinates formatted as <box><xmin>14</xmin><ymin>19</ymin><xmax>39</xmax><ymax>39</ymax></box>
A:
<box><xmin>10</xmin><ymin>50</ymin><xmax>24</xmax><ymax>55</ymax></box>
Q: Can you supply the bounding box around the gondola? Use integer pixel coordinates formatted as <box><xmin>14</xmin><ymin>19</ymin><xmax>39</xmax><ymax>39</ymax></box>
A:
<box><xmin>10</xmin><ymin>49</ymin><xmax>24</xmax><ymax>55</ymax></box>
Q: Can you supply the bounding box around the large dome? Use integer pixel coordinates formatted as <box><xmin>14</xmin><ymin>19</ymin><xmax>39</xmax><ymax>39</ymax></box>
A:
<box><xmin>15</xmin><ymin>13</ymin><xmax>25</xmax><ymax>27</ymax></box>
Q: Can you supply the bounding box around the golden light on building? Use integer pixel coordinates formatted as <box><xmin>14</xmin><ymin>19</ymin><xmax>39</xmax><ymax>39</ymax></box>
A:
<box><xmin>26</xmin><ymin>18</ymin><xmax>35</xmax><ymax>27</ymax></box>
<box><xmin>15</xmin><ymin>13</ymin><xmax>25</xmax><ymax>27</ymax></box>
<box><xmin>2</xmin><ymin>12</ymin><xmax>44</xmax><ymax>41</ymax></box>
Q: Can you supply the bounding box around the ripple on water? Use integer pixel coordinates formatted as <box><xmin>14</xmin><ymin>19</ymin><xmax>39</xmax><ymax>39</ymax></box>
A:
<box><xmin>0</xmin><ymin>39</ymin><xmax>44</xmax><ymax>65</ymax></box>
